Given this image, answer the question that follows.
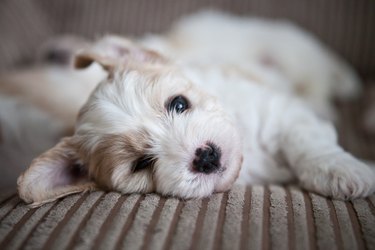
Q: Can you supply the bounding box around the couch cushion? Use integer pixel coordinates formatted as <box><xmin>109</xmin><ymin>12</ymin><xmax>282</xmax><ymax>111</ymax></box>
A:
<box><xmin>0</xmin><ymin>186</ymin><xmax>374</xmax><ymax>250</ymax></box>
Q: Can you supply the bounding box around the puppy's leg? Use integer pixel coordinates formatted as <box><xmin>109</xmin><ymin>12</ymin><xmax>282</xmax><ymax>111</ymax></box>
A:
<box><xmin>279</xmin><ymin>102</ymin><xmax>375</xmax><ymax>200</ymax></box>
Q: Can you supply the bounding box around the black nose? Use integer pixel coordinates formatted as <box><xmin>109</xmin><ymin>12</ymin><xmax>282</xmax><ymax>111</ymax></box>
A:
<box><xmin>193</xmin><ymin>143</ymin><xmax>221</xmax><ymax>174</ymax></box>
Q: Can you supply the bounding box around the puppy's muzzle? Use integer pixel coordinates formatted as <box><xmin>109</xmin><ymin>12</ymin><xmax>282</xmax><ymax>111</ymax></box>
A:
<box><xmin>193</xmin><ymin>143</ymin><xmax>221</xmax><ymax>174</ymax></box>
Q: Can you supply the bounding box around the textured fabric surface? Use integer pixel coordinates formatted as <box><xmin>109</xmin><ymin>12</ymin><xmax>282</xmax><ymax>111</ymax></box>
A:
<box><xmin>0</xmin><ymin>186</ymin><xmax>374</xmax><ymax>250</ymax></box>
<box><xmin>0</xmin><ymin>0</ymin><xmax>375</xmax><ymax>77</ymax></box>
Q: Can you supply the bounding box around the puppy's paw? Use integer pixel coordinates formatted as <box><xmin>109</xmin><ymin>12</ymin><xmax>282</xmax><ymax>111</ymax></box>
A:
<box><xmin>298</xmin><ymin>153</ymin><xmax>375</xmax><ymax>200</ymax></box>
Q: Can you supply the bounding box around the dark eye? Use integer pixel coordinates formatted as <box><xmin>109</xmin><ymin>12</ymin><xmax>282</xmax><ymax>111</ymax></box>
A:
<box><xmin>132</xmin><ymin>155</ymin><xmax>156</xmax><ymax>173</ymax></box>
<box><xmin>168</xmin><ymin>95</ymin><xmax>190</xmax><ymax>114</ymax></box>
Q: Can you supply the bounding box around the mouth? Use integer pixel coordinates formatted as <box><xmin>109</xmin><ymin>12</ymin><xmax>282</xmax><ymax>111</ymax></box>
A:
<box><xmin>190</xmin><ymin>164</ymin><xmax>227</xmax><ymax>176</ymax></box>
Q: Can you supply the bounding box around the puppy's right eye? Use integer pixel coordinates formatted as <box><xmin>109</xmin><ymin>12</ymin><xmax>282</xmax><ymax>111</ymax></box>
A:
<box><xmin>167</xmin><ymin>95</ymin><xmax>190</xmax><ymax>114</ymax></box>
<box><xmin>132</xmin><ymin>155</ymin><xmax>155</xmax><ymax>172</ymax></box>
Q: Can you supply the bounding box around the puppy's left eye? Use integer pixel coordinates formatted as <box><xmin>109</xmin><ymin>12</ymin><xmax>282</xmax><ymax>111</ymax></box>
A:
<box><xmin>132</xmin><ymin>155</ymin><xmax>156</xmax><ymax>172</ymax></box>
<box><xmin>168</xmin><ymin>95</ymin><xmax>190</xmax><ymax>114</ymax></box>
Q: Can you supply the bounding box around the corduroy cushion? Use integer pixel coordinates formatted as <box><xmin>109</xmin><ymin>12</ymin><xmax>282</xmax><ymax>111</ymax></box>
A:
<box><xmin>0</xmin><ymin>186</ymin><xmax>374</xmax><ymax>250</ymax></box>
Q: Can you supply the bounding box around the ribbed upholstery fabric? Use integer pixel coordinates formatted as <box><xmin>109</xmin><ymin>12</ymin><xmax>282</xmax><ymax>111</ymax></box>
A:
<box><xmin>0</xmin><ymin>0</ymin><xmax>375</xmax><ymax>76</ymax></box>
<box><xmin>0</xmin><ymin>187</ymin><xmax>374</xmax><ymax>250</ymax></box>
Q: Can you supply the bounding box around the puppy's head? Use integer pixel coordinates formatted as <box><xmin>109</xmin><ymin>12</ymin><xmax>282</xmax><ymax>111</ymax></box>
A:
<box><xmin>18</xmin><ymin>36</ymin><xmax>242</xmax><ymax>206</ymax></box>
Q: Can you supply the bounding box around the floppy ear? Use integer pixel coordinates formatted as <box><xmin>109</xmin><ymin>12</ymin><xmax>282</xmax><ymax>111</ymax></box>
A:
<box><xmin>74</xmin><ymin>35</ymin><xmax>165</xmax><ymax>72</ymax></box>
<box><xmin>17</xmin><ymin>137</ymin><xmax>96</xmax><ymax>207</ymax></box>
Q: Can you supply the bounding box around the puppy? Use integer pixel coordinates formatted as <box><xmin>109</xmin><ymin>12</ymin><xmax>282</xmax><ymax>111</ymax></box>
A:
<box><xmin>14</xmin><ymin>12</ymin><xmax>375</xmax><ymax>206</ymax></box>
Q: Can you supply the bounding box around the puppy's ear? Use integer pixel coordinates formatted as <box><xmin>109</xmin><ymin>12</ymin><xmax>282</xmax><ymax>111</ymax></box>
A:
<box><xmin>74</xmin><ymin>35</ymin><xmax>165</xmax><ymax>71</ymax></box>
<box><xmin>17</xmin><ymin>137</ymin><xmax>96</xmax><ymax>207</ymax></box>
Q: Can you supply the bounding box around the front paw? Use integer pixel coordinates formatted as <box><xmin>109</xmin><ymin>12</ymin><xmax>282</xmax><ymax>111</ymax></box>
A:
<box><xmin>297</xmin><ymin>152</ymin><xmax>375</xmax><ymax>200</ymax></box>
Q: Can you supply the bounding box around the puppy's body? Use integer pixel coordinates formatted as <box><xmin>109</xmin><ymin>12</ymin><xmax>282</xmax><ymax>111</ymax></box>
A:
<box><xmin>139</xmin><ymin>12</ymin><xmax>370</xmax><ymax>190</ymax></box>
<box><xmin>4</xmin><ymin>12</ymin><xmax>375</xmax><ymax>204</ymax></box>
<box><xmin>141</xmin><ymin>12</ymin><xmax>361</xmax><ymax>119</ymax></box>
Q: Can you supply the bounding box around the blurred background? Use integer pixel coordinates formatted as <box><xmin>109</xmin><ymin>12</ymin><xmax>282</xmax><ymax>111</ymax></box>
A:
<box><xmin>0</xmin><ymin>0</ymin><xmax>375</xmax><ymax>188</ymax></box>
<box><xmin>1</xmin><ymin>0</ymin><xmax>375</xmax><ymax>76</ymax></box>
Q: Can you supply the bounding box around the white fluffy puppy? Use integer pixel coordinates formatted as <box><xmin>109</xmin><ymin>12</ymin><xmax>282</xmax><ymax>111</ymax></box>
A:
<box><xmin>16</xmin><ymin>12</ymin><xmax>375</xmax><ymax>206</ymax></box>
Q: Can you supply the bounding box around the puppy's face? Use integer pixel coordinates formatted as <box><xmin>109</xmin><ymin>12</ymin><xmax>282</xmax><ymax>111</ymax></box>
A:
<box><xmin>17</xmin><ymin>36</ymin><xmax>242</xmax><ymax>206</ymax></box>
<box><xmin>76</xmin><ymin>66</ymin><xmax>242</xmax><ymax>198</ymax></box>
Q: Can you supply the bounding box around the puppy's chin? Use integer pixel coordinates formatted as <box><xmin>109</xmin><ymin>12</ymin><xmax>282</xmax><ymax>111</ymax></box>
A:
<box><xmin>155</xmin><ymin>174</ymin><xmax>219</xmax><ymax>199</ymax></box>
<box><xmin>156</xmin><ymin>163</ymin><xmax>242</xmax><ymax>199</ymax></box>
<box><xmin>211</xmin><ymin>132</ymin><xmax>244</xmax><ymax>194</ymax></box>
<box><xmin>211</xmin><ymin>151</ymin><xmax>242</xmax><ymax>193</ymax></box>
<box><xmin>110</xmin><ymin>167</ymin><xmax>155</xmax><ymax>194</ymax></box>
